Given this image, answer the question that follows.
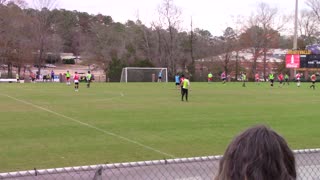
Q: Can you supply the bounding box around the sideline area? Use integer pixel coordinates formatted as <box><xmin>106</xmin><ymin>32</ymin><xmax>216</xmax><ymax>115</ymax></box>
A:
<box><xmin>1</xmin><ymin>149</ymin><xmax>320</xmax><ymax>180</ymax></box>
<box><xmin>0</xmin><ymin>79</ymin><xmax>17</xmax><ymax>83</ymax></box>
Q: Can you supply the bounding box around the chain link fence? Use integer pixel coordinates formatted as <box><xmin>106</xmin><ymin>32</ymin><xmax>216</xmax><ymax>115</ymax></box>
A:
<box><xmin>1</xmin><ymin>149</ymin><xmax>320</xmax><ymax>180</ymax></box>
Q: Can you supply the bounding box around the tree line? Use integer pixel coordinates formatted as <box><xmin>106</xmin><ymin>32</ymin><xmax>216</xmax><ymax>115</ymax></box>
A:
<box><xmin>1</xmin><ymin>0</ymin><xmax>320</xmax><ymax>81</ymax></box>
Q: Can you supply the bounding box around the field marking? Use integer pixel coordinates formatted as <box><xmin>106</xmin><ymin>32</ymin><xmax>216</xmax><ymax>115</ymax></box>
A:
<box><xmin>0</xmin><ymin>93</ymin><xmax>176</xmax><ymax>158</ymax></box>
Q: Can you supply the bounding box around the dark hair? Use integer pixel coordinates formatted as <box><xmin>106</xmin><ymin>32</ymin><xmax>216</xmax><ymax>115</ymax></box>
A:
<box><xmin>88</xmin><ymin>71</ymin><xmax>90</xmax><ymax>73</ymax></box>
<box><xmin>215</xmin><ymin>125</ymin><xmax>296</xmax><ymax>180</ymax></box>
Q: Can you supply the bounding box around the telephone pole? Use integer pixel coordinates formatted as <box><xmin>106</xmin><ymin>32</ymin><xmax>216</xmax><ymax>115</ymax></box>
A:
<box><xmin>293</xmin><ymin>0</ymin><xmax>299</xmax><ymax>76</ymax></box>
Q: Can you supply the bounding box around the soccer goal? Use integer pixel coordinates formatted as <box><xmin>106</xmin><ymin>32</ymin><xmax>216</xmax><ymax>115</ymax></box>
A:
<box><xmin>120</xmin><ymin>67</ymin><xmax>168</xmax><ymax>83</ymax></box>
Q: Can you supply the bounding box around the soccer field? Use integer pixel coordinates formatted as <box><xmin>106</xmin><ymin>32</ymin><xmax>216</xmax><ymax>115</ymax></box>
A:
<box><xmin>0</xmin><ymin>82</ymin><xmax>320</xmax><ymax>172</ymax></box>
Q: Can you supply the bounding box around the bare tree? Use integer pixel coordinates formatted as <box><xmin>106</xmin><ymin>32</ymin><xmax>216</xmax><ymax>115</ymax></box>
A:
<box><xmin>80</xmin><ymin>21</ymin><xmax>126</xmax><ymax>81</ymax></box>
<box><xmin>220</xmin><ymin>27</ymin><xmax>238</xmax><ymax>78</ymax></box>
<box><xmin>306</xmin><ymin>0</ymin><xmax>320</xmax><ymax>21</ymax></box>
<box><xmin>125</xmin><ymin>19</ymin><xmax>154</xmax><ymax>65</ymax></box>
<box><xmin>0</xmin><ymin>1</ymin><xmax>33</xmax><ymax>78</ymax></box>
<box><xmin>299</xmin><ymin>9</ymin><xmax>320</xmax><ymax>46</ymax></box>
<box><xmin>0</xmin><ymin>0</ymin><xmax>27</xmax><ymax>7</ymax></box>
<box><xmin>0</xmin><ymin>0</ymin><xmax>7</xmax><ymax>4</ymax></box>
<box><xmin>188</xmin><ymin>17</ymin><xmax>195</xmax><ymax>78</ymax></box>
<box><xmin>229</xmin><ymin>16</ymin><xmax>246</xmax><ymax>81</ymax></box>
<box><xmin>31</xmin><ymin>0</ymin><xmax>59</xmax><ymax>74</ymax></box>
<box><xmin>32</xmin><ymin>0</ymin><xmax>57</xmax><ymax>10</ymax></box>
<box><xmin>242</xmin><ymin>2</ymin><xmax>285</xmax><ymax>80</ymax></box>
<box><xmin>133</xmin><ymin>12</ymin><xmax>155</xmax><ymax>64</ymax></box>
<box><xmin>139</xmin><ymin>22</ymin><xmax>153</xmax><ymax>63</ymax></box>
<box><xmin>157</xmin><ymin>0</ymin><xmax>182</xmax><ymax>75</ymax></box>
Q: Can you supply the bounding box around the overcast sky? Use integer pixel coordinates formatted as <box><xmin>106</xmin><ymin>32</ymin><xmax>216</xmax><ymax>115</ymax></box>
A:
<box><xmin>26</xmin><ymin>0</ymin><xmax>309</xmax><ymax>36</ymax></box>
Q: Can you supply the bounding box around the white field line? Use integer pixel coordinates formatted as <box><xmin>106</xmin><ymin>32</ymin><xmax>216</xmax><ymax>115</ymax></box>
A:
<box><xmin>0</xmin><ymin>93</ymin><xmax>175</xmax><ymax>158</ymax></box>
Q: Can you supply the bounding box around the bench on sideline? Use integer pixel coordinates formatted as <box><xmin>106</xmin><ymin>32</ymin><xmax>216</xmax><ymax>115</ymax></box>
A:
<box><xmin>0</xmin><ymin>79</ymin><xmax>18</xmax><ymax>83</ymax></box>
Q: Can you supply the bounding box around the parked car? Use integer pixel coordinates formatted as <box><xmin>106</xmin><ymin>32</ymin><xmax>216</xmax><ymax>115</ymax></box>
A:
<box><xmin>45</xmin><ymin>64</ymin><xmax>56</xmax><ymax>68</ymax></box>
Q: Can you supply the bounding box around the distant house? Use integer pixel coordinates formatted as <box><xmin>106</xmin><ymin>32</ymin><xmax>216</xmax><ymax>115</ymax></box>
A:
<box><xmin>194</xmin><ymin>48</ymin><xmax>287</xmax><ymax>81</ymax></box>
<box><xmin>60</xmin><ymin>53</ymin><xmax>78</xmax><ymax>64</ymax></box>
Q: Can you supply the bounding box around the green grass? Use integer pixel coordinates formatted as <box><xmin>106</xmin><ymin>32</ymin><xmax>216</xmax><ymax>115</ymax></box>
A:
<box><xmin>0</xmin><ymin>82</ymin><xmax>320</xmax><ymax>172</ymax></box>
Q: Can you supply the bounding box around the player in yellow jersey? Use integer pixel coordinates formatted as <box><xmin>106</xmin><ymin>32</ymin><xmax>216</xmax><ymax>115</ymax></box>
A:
<box><xmin>208</xmin><ymin>72</ymin><xmax>213</xmax><ymax>83</ymax></box>
<box><xmin>86</xmin><ymin>71</ymin><xmax>92</xmax><ymax>88</ymax></box>
<box><xmin>181</xmin><ymin>76</ymin><xmax>190</xmax><ymax>101</ymax></box>
<box><xmin>242</xmin><ymin>72</ymin><xmax>247</xmax><ymax>87</ymax></box>
<box><xmin>65</xmin><ymin>70</ymin><xmax>71</xmax><ymax>85</ymax></box>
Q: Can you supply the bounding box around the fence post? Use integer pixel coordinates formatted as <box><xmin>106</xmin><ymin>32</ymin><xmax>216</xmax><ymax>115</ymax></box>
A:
<box><xmin>92</xmin><ymin>166</ymin><xmax>103</xmax><ymax>180</ymax></box>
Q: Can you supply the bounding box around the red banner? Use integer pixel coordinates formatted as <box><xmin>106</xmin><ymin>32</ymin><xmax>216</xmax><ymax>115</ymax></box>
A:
<box><xmin>286</xmin><ymin>54</ymin><xmax>300</xmax><ymax>68</ymax></box>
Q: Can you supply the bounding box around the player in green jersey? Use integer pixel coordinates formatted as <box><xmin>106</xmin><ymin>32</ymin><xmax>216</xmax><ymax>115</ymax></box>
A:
<box><xmin>181</xmin><ymin>76</ymin><xmax>190</xmax><ymax>101</ymax></box>
<box><xmin>86</xmin><ymin>71</ymin><xmax>92</xmax><ymax>88</ymax></box>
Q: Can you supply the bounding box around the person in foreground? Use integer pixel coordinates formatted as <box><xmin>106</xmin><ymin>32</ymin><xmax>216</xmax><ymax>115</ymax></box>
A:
<box><xmin>215</xmin><ymin>125</ymin><xmax>296</xmax><ymax>180</ymax></box>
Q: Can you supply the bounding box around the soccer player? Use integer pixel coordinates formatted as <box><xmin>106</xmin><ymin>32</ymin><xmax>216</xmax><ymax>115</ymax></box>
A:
<box><xmin>181</xmin><ymin>76</ymin><xmax>190</xmax><ymax>101</ymax></box>
<box><xmin>255</xmin><ymin>73</ymin><xmax>260</xmax><ymax>85</ymax></box>
<box><xmin>158</xmin><ymin>69</ymin><xmax>163</xmax><ymax>82</ymax></box>
<box><xmin>16</xmin><ymin>73</ymin><xmax>19</xmax><ymax>83</ymax></box>
<box><xmin>86</xmin><ymin>71</ymin><xmax>92</xmax><ymax>88</ymax></box>
<box><xmin>269</xmin><ymin>73</ymin><xmax>275</xmax><ymax>87</ymax></box>
<box><xmin>208</xmin><ymin>72</ymin><xmax>213</xmax><ymax>83</ymax></box>
<box><xmin>51</xmin><ymin>70</ymin><xmax>55</xmax><ymax>82</ymax></box>
<box><xmin>180</xmin><ymin>74</ymin><xmax>185</xmax><ymax>95</ymax></box>
<box><xmin>65</xmin><ymin>70</ymin><xmax>71</xmax><ymax>85</ymax></box>
<box><xmin>242</xmin><ymin>72</ymin><xmax>247</xmax><ymax>87</ymax></box>
<box><xmin>284</xmin><ymin>73</ymin><xmax>289</xmax><ymax>85</ymax></box>
<box><xmin>74</xmin><ymin>71</ymin><xmax>80</xmax><ymax>91</ymax></box>
<box><xmin>278</xmin><ymin>73</ymin><xmax>284</xmax><ymax>87</ymax></box>
<box><xmin>310</xmin><ymin>73</ymin><xmax>316</xmax><ymax>90</ymax></box>
<box><xmin>175</xmin><ymin>73</ymin><xmax>180</xmax><ymax>88</ymax></box>
<box><xmin>30</xmin><ymin>72</ymin><xmax>36</xmax><ymax>83</ymax></box>
<box><xmin>296</xmin><ymin>73</ymin><xmax>301</xmax><ymax>87</ymax></box>
<box><xmin>221</xmin><ymin>71</ymin><xmax>226</xmax><ymax>84</ymax></box>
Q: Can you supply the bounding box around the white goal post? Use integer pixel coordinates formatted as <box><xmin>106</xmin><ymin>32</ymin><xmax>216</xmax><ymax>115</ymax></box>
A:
<box><xmin>120</xmin><ymin>67</ymin><xmax>168</xmax><ymax>83</ymax></box>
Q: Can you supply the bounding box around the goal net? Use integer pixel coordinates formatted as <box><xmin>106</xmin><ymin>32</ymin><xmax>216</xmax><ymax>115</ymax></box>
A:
<box><xmin>120</xmin><ymin>67</ymin><xmax>168</xmax><ymax>82</ymax></box>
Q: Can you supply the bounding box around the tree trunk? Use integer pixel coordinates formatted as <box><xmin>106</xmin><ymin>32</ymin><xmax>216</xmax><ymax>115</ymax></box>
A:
<box><xmin>252</xmin><ymin>58</ymin><xmax>257</xmax><ymax>80</ymax></box>
<box><xmin>169</xmin><ymin>26</ymin><xmax>174</xmax><ymax>75</ymax></box>
<box><xmin>235</xmin><ymin>51</ymin><xmax>239</xmax><ymax>81</ymax></box>
<box><xmin>263</xmin><ymin>50</ymin><xmax>267</xmax><ymax>81</ymax></box>
<box><xmin>142</xmin><ymin>29</ymin><xmax>152</xmax><ymax>62</ymax></box>
<box><xmin>37</xmin><ymin>39</ymin><xmax>45</xmax><ymax>75</ymax></box>
<box><xmin>18</xmin><ymin>66</ymin><xmax>21</xmax><ymax>77</ymax></box>
<box><xmin>156</xmin><ymin>29</ymin><xmax>162</xmax><ymax>66</ymax></box>
<box><xmin>7</xmin><ymin>62</ymin><xmax>12</xmax><ymax>78</ymax></box>
<box><xmin>189</xmin><ymin>19</ymin><xmax>195</xmax><ymax>80</ymax></box>
<box><xmin>224</xmin><ymin>53</ymin><xmax>229</xmax><ymax>77</ymax></box>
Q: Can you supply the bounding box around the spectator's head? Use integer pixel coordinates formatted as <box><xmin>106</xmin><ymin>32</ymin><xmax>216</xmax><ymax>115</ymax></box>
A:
<box><xmin>215</xmin><ymin>125</ymin><xmax>296</xmax><ymax>180</ymax></box>
<box><xmin>88</xmin><ymin>71</ymin><xmax>91</xmax><ymax>73</ymax></box>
